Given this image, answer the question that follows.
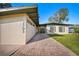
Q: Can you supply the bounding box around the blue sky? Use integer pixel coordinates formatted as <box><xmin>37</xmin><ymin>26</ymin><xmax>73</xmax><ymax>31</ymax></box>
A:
<box><xmin>11</xmin><ymin>3</ymin><xmax>79</xmax><ymax>24</ymax></box>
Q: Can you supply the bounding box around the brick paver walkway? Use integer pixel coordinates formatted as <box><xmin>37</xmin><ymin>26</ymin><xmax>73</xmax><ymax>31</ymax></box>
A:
<box><xmin>0</xmin><ymin>45</ymin><xmax>21</xmax><ymax>56</ymax></box>
<box><xmin>12</xmin><ymin>34</ymin><xmax>76</xmax><ymax>56</ymax></box>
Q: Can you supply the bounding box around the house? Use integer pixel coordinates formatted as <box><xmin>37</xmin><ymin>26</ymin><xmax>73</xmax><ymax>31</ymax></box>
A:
<box><xmin>0</xmin><ymin>6</ymin><xmax>39</xmax><ymax>45</ymax></box>
<box><xmin>39</xmin><ymin>23</ymin><xmax>75</xmax><ymax>34</ymax></box>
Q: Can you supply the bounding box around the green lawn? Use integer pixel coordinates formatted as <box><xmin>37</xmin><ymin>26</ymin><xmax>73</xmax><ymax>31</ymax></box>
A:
<box><xmin>48</xmin><ymin>34</ymin><xmax>79</xmax><ymax>55</ymax></box>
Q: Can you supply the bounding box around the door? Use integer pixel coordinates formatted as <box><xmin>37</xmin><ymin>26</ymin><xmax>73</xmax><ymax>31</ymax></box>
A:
<box><xmin>0</xmin><ymin>21</ymin><xmax>26</xmax><ymax>45</ymax></box>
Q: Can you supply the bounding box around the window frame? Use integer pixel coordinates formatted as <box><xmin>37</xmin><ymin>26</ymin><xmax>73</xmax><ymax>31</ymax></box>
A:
<box><xmin>59</xmin><ymin>26</ymin><xmax>65</xmax><ymax>32</ymax></box>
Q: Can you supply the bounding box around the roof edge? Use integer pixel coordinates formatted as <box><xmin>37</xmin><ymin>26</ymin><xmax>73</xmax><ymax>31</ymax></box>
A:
<box><xmin>39</xmin><ymin>23</ymin><xmax>79</xmax><ymax>26</ymax></box>
<box><xmin>0</xmin><ymin>6</ymin><xmax>37</xmax><ymax>12</ymax></box>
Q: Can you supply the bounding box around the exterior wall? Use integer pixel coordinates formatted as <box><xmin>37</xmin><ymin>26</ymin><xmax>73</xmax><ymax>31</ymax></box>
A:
<box><xmin>39</xmin><ymin>26</ymin><xmax>46</xmax><ymax>33</ymax></box>
<box><xmin>26</xmin><ymin>16</ymin><xmax>37</xmax><ymax>42</ymax></box>
<box><xmin>46</xmin><ymin>25</ymin><xmax>51</xmax><ymax>34</ymax></box>
<box><xmin>46</xmin><ymin>25</ymin><xmax>69</xmax><ymax>34</ymax></box>
<box><xmin>0</xmin><ymin>21</ymin><xmax>26</xmax><ymax>45</ymax></box>
<box><xmin>0</xmin><ymin>14</ymin><xmax>37</xmax><ymax>45</ymax></box>
<box><xmin>69</xmin><ymin>26</ymin><xmax>75</xmax><ymax>33</ymax></box>
<box><xmin>46</xmin><ymin>25</ymin><xmax>56</xmax><ymax>34</ymax></box>
<box><xmin>0</xmin><ymin>25</ymin><xmax>1</xmax><ymax>43</ymax></box>
<box><xmin>0</xmin><ymin>14</ymin><xmax>27</xmax><ymax>45</ymax></box>
<box><xmin>56</xmin><ymin>25</ymin><xmax>69</xmax><ymax>34</ymax></box>
<box><xmin>26</xmin><ymin>23</ymin><xmax>37</xmax><ymax>42</ymax></box>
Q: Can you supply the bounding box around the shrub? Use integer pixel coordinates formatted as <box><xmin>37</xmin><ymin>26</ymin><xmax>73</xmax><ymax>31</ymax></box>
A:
<box><xmin>74</xmin><ymin>27</ymin><xmax>79</xmax><ymax>33</ymax></box>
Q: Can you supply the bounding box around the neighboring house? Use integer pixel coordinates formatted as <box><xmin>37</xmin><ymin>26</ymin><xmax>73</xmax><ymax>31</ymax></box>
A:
<box><xmin>39</xmin><ymin>23</ymin><xmax>75</xmax><ymax>34</ymax></box>
<box><xmin>0</xmin><ymin>6</ymin><xmax>39</xmax><ymax>45</ymax></box>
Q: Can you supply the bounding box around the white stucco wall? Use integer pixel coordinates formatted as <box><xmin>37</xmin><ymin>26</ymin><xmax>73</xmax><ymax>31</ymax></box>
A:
<box><xmin>26</xmin><ymin>23</ymin><xmax>36</xmax><ymax>42</ymax></box>
<box><xmin>0</xmin><ymin>25</ymin><xmax>1</xmax><ymax>43</ymax></box>
<box><xmin>56</xmin><ymin>25</ymin><xmax>69</xmax><ymax>34</ymax></box>
<box><xmin>0</xmin><ymin>14</ymin><xmax>27</xmax><ymax>45</ymax></box>
<box><xmin>0</xmin><ymin>21</ymin><xmax>26</xmax><ymax>45</ymax></box>
<box><xmin>46</xmin><ymin>26</ymin><xmax>50</xmax><ymax>34</ymax></box>
<box><xmin>26</xmin><ymin>17</ymin><xmax>37</xmax><ymax>42</ymax></box>
<box><xmin>46</xmin><ymin>25</ymin><xmax>69</xmax><ymax>34</ymax></box>
<box><xmin>0</xmin><ymin>14</ymin><xmax>37</xmax><ymax>45</ymax></box>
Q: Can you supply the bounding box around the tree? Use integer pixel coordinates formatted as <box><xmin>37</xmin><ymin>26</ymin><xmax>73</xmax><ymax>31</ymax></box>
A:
<box><xmin>73</xmin><ymin>26</ymin><xmax>79</xmax><ymax>33</ymax></box>
<box><xmin>48</xmin><ymin>8</ymin><xmax>69</xmax><ymax>24</ymax></box>
<box><xmin>0</xmin><ymin>3</ymin><xmax>12</xmax><ymax>8</ymax></box>
<box><xmin>57</xmin><ymin>8</ymin><xmax>69</xmax><ymax>23</ymax></box>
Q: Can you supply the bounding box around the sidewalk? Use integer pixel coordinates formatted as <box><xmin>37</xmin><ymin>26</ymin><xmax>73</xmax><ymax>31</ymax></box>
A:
<box><xmin>12</xmin><ymin>34</ymin><xmax>76</xmax><ymax>56</ymax></box>
<box><xmin>0</xmin><ymin>45</ymin><xmax>22</xmax><ymax>56</ymax></box>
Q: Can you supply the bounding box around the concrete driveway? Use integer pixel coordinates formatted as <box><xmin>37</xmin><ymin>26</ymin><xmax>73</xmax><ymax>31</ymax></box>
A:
<box><xmin>12</xmin><ymin>34</ymin><xmax>76</xmax><ymax>56</ymax></box>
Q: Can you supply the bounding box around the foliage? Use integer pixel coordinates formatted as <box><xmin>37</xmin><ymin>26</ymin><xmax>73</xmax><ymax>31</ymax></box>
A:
<box><xmin>48</xmin><ymin>8</ymin><xmax>69</xmax><ymax>24</ymax></box>
<box><xmin>74</xmin><ymin>27</ymin><xmax>79</xmax><ymax>33</ymax></box>
<box><xmin>0</xmin><ymin>3</ymin><xmax>12</xmax><ymax>8</ymax></box>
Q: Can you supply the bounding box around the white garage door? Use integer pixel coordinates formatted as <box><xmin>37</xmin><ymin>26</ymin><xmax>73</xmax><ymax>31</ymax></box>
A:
<box><xmin>0</xmin><ymin>21</ymin><xmax>26</xmax><ymax>45</ymax></box>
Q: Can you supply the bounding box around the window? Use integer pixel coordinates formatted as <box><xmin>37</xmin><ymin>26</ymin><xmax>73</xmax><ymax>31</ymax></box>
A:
<box><xmin>54</xmin><ymin>27</ymin><xmax>56</xmax><ymax>32</ymax></box>
<box><xmin>59</xmin><ymin>26</ymin><xmax>65</xmax><ymax>32</ymax></box>
<box><xmin>50</xmin><ymin>26</ymin><xmax>56</xmax><ymax>32</ymax></box>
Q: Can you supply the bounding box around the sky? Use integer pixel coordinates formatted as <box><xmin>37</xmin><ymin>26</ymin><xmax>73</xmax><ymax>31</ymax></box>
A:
<box><xmin>11</xmin><ymin>3</ymin><xmax>79</xmax><ymax>24</ymax></box>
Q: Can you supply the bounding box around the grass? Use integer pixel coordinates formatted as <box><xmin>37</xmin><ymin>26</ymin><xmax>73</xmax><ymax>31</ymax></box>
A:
<box><xmin>48</xmin><ymin>34</ymin><xmax>79</xmax><ymax>55</ymax></box>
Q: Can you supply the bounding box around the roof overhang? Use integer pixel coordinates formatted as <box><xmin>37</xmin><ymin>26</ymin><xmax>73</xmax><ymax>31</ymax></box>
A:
<box><xmin>39</xmin><ymin>23</ymin><xmax>78</xmax><ymax>26</ymax></box>
<box><xmin>0</xmin><ymin>6</ymin><xmax>39</xmax><ymax>26</ymax></box>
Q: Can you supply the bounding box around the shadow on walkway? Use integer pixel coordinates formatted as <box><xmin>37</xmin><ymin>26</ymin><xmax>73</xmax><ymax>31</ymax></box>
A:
<box><xmin>28</xmin><ymin>33</ymin><xmax>49</xmax><ymax>43</ymax></box>
<box><xmin>13</xmin><ymin>33</ymin><xmax>76</xmax><ymax>56</ymax></box>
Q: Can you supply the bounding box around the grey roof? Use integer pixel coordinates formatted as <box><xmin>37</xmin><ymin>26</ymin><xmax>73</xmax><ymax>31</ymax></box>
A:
<box><xmin>39</xmin><ymin>23</ymin><xmax>79</xmax><ymax>26</ymax></box>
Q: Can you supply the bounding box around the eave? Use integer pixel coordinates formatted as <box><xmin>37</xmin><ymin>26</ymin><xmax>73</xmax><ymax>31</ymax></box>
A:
<box><xmin>39</xmin><ymin>23</ymin><xmax>78</xmax><ymax>26</ymax></box>
<box><xmin>0</xmin><ymin>6</ymin><xmax>39</xmax><ymax>26</ymax></box>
